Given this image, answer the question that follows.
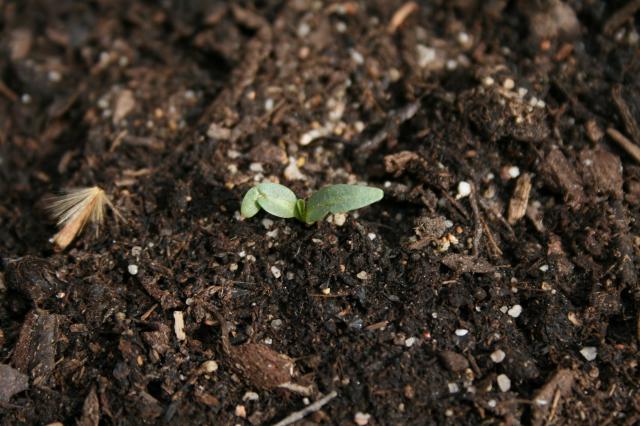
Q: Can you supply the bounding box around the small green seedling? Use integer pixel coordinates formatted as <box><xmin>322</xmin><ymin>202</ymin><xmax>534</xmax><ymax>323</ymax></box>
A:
<box><xmin>241</xmin><ymin>183</ymin><xmax>383</xmax><ymax>224</ymax></box>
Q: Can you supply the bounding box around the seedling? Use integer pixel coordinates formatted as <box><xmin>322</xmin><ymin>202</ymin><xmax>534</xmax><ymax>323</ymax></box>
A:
<box><xmin>241</xmin><ymin>183</ymin><xmax>383</xmax><ymax>224</ymax></box>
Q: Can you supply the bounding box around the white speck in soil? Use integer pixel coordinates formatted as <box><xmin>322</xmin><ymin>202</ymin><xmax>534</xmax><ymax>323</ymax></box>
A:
<box><xmin>456</xmin><ymin>181</ymin><xmax>471</xmax><ymax>199</ymax></box>
<box><xmin>235</xmin><ymin>405</ymin><xmax>246</xmax><ymax>418</ymax></box>
<box><xmin>503</xmin><ymin>78</ymin><xmax>515</xmax><ymax>90</ymax></box>
<box><xmin>500</xmin><ymin>306</ymin><xmax>508</xmax><ymax>313</ymax></box>
<box><xmin>271</xmin><ymin>319</ymin><xmax>283</xmax><ymax>329</ymax></box>
<box><xmin>229</xmin><ymin>263</ymin><xmax>238</xmax><ymax>272</ymax></box>
<box><xmin>127</xmin><ymin>264</ymin><xmax>139</xmax><ymax>275</ymax></box>
<box><xmin>263</xmin><ymin>337</ymin><xmax>272</xmax><ymax>345</ymax></box>
<box><xmin>367</xmin><ymin>233</ymin><xmax>376</xmax><ymax>240</ymax></box>
<box><xmin>539</xmin><ymin>264</ymin><xmax>549</xmax><ymax>272</ymax></box>
<box><xmin>270</xmin><ymin>266</ymin><xmax>282</xmax><ymax>279</ymax></box>
<box><xmin>354</xmin><ymin>412</ymin><xmax>371</xmax><ymax>425</ymax></box>
<box><xmin>490</xmin><ymin>349</ymin><xmax>506</xmax><ymax>363</ymax></box>
<box><xmin>448</xmin><ymin>382</ymin><xmax>459</xmax><ymax>394</ymax></box>
<box><xmin>356</xmin><ymin>271</ymin><xmax>369</xmax><ymax>280</ymax></box>
<box><xmin>497</xmin><ymin>374</ymin><xmax>511</xmax><ymax>392</ymax></box>
<box><xmin>507</xmin><ymin>305</ymin><xmax>523</xmax><ymax>318</ymax></box>
<box><xmin>333</xmin><ymin>212</ymin><xmax>347</xmax><ymax>226</ymax></box>
<box><xmin>416</xmin><ymin>44</ymin><xmax>436</xmax><ymax>67</ymax></box>
<box><xmin>404</xmin><ymin>337</ymin><xmax>417</xmax><ymax>347</ymax></box>
<box><xmin>488</xmin><ymin>399</ymin><xmax>497</xmax><ymax>408</ymax></box>
<box><xmin>507</xmin><ymin>166</ymin><xmax>520</xmax><ymax>178</ymax></box>
<box><xmin>580</xmin><ymin>346</ymin><xmax>597</xmax><ymax>361</ymax></box>
<box><xmin>482</xmin><ymin>76</ymin><xmax>494</xmax><ymax>86</ymax></box>
<box><xmin>202</xmin><ymin>360</ymin><xmax>218</xmax><ymax>373</ymax></box>
<box><xmin>242</xmin><ymin>391</ymin><xmax>259</xmax><ymax>401</ymax></box>
<box><xmin>455</xmin><ymin>328</ymin><xmax>469</xmax><ymax>336</ymax></box>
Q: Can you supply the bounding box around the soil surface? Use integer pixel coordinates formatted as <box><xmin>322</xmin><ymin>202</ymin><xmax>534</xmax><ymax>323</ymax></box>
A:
<box><xmin>1</xmin><ymin>1</ymin><xmax>640</xmax><ymax>425</ymax></box>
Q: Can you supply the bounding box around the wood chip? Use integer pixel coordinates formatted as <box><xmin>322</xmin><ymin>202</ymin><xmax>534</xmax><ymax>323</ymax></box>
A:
<box><xmin>77</xmin><ymin>386</ymin><xmax>100</xmax><ymax>426</ymax></box>
<box><xmin>441</xmin><ymin>254</ymin><xmax>494</xmax><ymax>274</ymax></box>
<box><xmin>0</xmin><ymin>364</ymin><xmax>29</xmax><ymax>402</ymax></box>
<box><xmin>531</xmin><ymin>369</ymin><xmax>574</xmax><ymax>426</ymax></box>
<box><xmin>508</xmin><ymin>173</ymin><xmax>532</xmax><ymax>225</ymax></box>
<box><xmin>579</xmin><ymin>148</ymin><xmax>623</xmax><ymax>198</ymax></box>
<box><xmin>113</xmin><ymin>89</ymin><xmax>135</xmax><ymax>124</ymax></box>
<box><xmin>542</xmin><ymin>147</ymin><xmax>584</xmax><ymax>209</ymax></box>
<box><xmin>173</xmin><ymin>311</ymin><xmax>186</xmax><ymax>341</ymax></box>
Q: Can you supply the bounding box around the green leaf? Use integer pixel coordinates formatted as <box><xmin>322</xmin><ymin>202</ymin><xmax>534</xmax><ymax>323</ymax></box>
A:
<box><xmin>255</xmin><ymin>182</ymin><xmax>297</xmax><ymax>218</ymax></box>
<box><xmin>240</xmin><ymin>186</ymin><xmax>262</xmax><ymax>218</ymax></box>
<box><xmin>304</xmin><ymin>184</ymin><xmax>384</xmax><ymax>224</ymax></box>
<box><xmin>294</xmin><ymin>199</ymin><xmax>306</xmax><ymax>222</ymax></box>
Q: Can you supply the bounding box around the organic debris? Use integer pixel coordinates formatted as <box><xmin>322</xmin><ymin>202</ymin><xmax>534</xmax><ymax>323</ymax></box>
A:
<box><xmin>46</xmin><ymin>186</ymin><xmax>122</xmax><ymax>250</ymax></box>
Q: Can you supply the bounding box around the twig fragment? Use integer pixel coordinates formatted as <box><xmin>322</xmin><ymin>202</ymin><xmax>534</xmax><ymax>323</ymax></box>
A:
<box><xmin>603</xmin><ymin>0</ymin><xmax>640</xmax><ymax>35</ymax></box>
<box><xmin>272</xmin><ymin>391</ymin><xmax>338</xmax><ymax>426</ymax></box>
<box><xmin>612</xmin><ymin>85</ymin><xmax>640</xmax><ymax>145</ymax></box>
<box><xmin>607</xmin><ymin>128</ymin><xmax>640</xmax><ymax>163</ymax></box>
<box><xmin>388</xmin><ymin>2</ymin><xmax>418</xmax><ymax>33</ymax></box>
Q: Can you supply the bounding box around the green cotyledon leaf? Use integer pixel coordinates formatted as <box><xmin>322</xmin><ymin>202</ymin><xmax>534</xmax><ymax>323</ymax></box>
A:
<box><xmin>254</xmin><ymin>182</ymin><xmax>297</xmax><ymax>219</ymax></box>
<box><xmin>304</xmin><ymin>184</ymin><xmax>383</xmax><ymax>224</ymax></box>
<box><xmin>240</xmin><ymin>186</ymin><xmax>262</xmax><ymax>218</ymax></box>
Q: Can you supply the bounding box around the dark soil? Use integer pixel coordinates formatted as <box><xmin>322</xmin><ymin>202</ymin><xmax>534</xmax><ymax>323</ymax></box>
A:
<box><xmin>1</xmin><ymin>1</ymin><xmax>640</xmax><ymax>425</ymax></box>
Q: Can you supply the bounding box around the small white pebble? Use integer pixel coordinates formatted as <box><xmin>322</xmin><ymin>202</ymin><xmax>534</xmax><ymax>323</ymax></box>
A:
<box><xmin>404</xmin><ymin>337</ymin><xmax>417</xmax><ymax>348</ymax></box>
<box><xmin>416</xmin><ymin>45</ymin><xmax>436</xmax><ymax>68</ymax></box>
<box><xmin>457</xmin><ymin>32</ymin><xmax>470</xmax><ymax>45</ymax></box>
<box><xmin>503</xmin><ymin>78</ymin><xmax>515</xmax><ymax>90</ymax></box>
<box><xmin>249</xmin><ymin>162</ymin><xmax>264</xmax><ymax>173</ymax></box>
<box><xmin>48</xmin><ymin>70</ymin><xmax>62</xmax><ymax>82</ymax></box>
<box><xmin>445</xmin><ymin>409</ymin><xmax>453</xmax><ymax>417</ymax></box>
<box><xmin>482</xmin><ymin>76</ymin><xmax>494</xmax><ymax>86</ymax></box>
<box><xmin>497</xmin><ymin>374</ymin><xmax>511</xmax><ymax>392</ymax></box>
<box><xmin>321</xmin><ymin>287</ymin><xmax>331</xmax><ymax>295</ymax></box>
<box><xmin>335</xmin><ymin>21</ymin><xmax>347</xmax><ymax>33</ymax></box>
<box><xmin>235</xmin><ymin>405</ymin><xmax>246</xmax><ymax>418</ymax></box>
<box><xmin>333</xmin><ymin>213</ymin><xmax>347</xmax><ymax>226</ymax></box>
<box><xmin>580</xmin><ymin>346</ymin><xmax>597</xmax><ymax>361</ymax></box>
<box><xmin>367</xmin><ymin>233</ymin><xmax>377</xmax><ymax>241</ymax></box>
<box><xmin>455</xmin><ymin>328</ymin><xmax>469</xmax><ymax>336</ymax></box>
<box><xmin>264</xmin><ymin>98</ymin><xmax>274</xmax><ymax>111</ymax></box>
<box><xmin>271</xmin><ymin>319</ymin><xmax>283</xmax><ymax>329</ymax></box>
<box><xmin>517</xmin><ymin>87</ymin><xmax>528</xmax><ymax>97</ymax></box>
<box><xmin>356</xmin><ymin>271</ymin><xmax>369</xmax><ymax>280</ymax></box>
<box><xmin>448</xmin><ymin>382</ymin><xmax>459</xmax><ymax>394</ymax></box>
<box><xmin>432</xmin><ymin>312</ymin><xmax>438</xmax><ymax>319</ymax></box>
<box><xmin>21</xmin><ymin>93</ymin><xmax>32</xmax><ymax>104</ymax></box>
<box><xmin>490</xmin><ymin>349</ymin><xmax>506</xmax><ymax>363</ymax></box>
<box><xmin>263</xmin><ymin>337</ymin><xmax>273</xmax><ymax>345</ymax></box>
<box><xmin>529</xmin><ymin>96</ymin><xmax>538</xmax><ymax>107</ymax></box>
<box><xmin>536</xmin><ymin>99</ymin><xmax>546</xmax><ymax>108</ymax></box>
<box><xmin>270</xmin><ymin>266</ymin><xmax>282</xmax><ymax>279</ymax></box>
<box><xmin>539</xmin><ymin>265</ymin><xmax>549</xmax><ymax>272</ymax></box>
<box><xmin>127</xmin><ymin>264</ymin><xmax>139</xmax><ymax>275</ymax></box>
<box><xmin>350</xmin><ymin>49</ymin><xmax>364</xmax><ymax>65</ymax></box>
<box><xmin>446</xmin><ymin>59</ymin><xmax>458</xmax><ymax>70</ymax></box>
<box><xmin>456</xmin><ymin>181</ymin><xmax>472</xmax><ymax>199</ymax></box>
<box><xmin>507</xmin><ymin>166</ymin><xmax>520</xmax><ymax>179</ymax></box>
<box><xmin>202</xmin><ymin>360</ymin><xmax>218</xmax><ymax>373</ymax></box>
<box><xmin>354</xmin><ymin>412</ymin><xmax>371</xmax><ymax>425</ymax></box>
<box><xmin>242</xmin><ymin>391</ymin><xmax>259</xmax><ymax>401</ymax></box>
<box><xmin>488</xmin><ymin>399</ymin><xmax>497</xmax><ymax>408</ymax></box>
<box><xmin>262</xmin><ymin>218</ymin><xmax>274</xmax><ymax>229</ymax></box>
<box><xmin>297</xmin><ymin>22</ymin><xmax>310</xmax><ymax>37</ymax></box>
<box><xmin>229</xmin><ymin>263</ymin><xmax>238</xmax><ymax>272</ymax></box>
<box><xmin>303</xmin><ymin>397</ymin><xmax>310</xmax><ymax>405</ymax></box>
<box><xmin>508</xmin><ymin>304</ymin><xmax>523</xmax><ymax>318</ymax></box>
<box><xmin>500</xmin><ymin>306</ymin><xmax>508</xmax><ymax>313</ymax></box>
<box><xmin>444</xmin><ymin>220</ymin><xmax>454</xmax><ymax>228</ymax></box>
